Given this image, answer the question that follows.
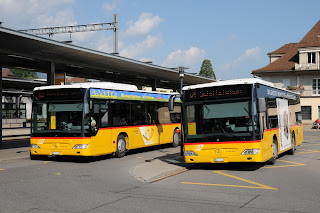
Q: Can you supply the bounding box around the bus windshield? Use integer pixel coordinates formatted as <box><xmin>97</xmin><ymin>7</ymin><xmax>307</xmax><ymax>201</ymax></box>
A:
<box><xmin>32</xmin><ymin>101</ymin><xmax>88</xmax><ymax>137</ymax></box>
<box><xmin>186</xmin><ymin>100</ymin><xmax>254</xmax><ymax>139</ymax></box>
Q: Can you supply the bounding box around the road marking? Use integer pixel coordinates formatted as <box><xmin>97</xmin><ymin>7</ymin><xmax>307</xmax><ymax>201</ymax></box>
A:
<box><xmin>0</xmin><ymin>169</ymin><xmax>5</xmax><ymax>171</ymax></box>
<box><xmin>181</xmin><ymin>170</ymin><xmax>278</xmax><ymax>190</ymax></box>
<box><xmin>55</xmin><ymin>173</ymin><xmax>61</xmax><ymax>175</ymax></box>
<box><xmin>137</xmin><ymin>157</ymin><xmax>142</xmax><ymax>159</ymax></box>
<box><xmin>151</xmin><ymin>168</ymin><xmax>189</xmax><ymax>183</ymax></box>
<box><xmin>44</xmin><ymin>161</ymin><xmax>52</xmax><ymax>163</ymax></box>
<box><xmin>300</xmin><ymin>143</ymin><xmax>320</xmax><ymax>147</ymax></box>
<box><xmin>304</xmin><ymin>136</ymin><xmax>320</xmax><ymax>139</ymax></box>
<box><xmin>296</xmin><ymin>149</ymin><xmax>320</xmax><ymax>154</ymax></box>
<box><xmin>263</xmin><ymin>160</ymin><xmax>305</xmax><ymax>169</ymax></box>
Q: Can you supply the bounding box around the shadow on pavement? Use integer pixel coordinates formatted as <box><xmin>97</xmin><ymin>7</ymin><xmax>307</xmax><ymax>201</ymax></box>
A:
<box><xmin>29</xmin><ymin>143</ymin><xmax>178</xmax><ymax>164</ymax></box>
<box><xmin>0</xmin><ymin>139</ymin><xmax>30</xmax><ymax>150</ymax></box>
<box><xmin>156</xmin><ymin>153</ymin><xmax>265</xmax><ymax>171</ymax></box>
<box><xmin>30</xmin><ymin>154</ymin><xmax>114</xmax><ymax>163</ymax></box>
<box><xmin>155</xmin><ymin>151</ymin><xmax>299</xmax><ymax>171</ymax></box>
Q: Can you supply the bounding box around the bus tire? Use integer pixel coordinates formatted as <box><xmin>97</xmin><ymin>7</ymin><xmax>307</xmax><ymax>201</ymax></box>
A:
<box><xmin>288</xmin><ymin>133</ymin><xmax>296</xmax><ymax>155</ymax></box>
<box><xmin>172</xmin><ymin>129</ymin><xmax>180</xmax><ymax>147</ymax></box>
<box><xmin>115</xmin><ymin>135</ymin><xmax>126</xmax><ymax>158</ymax></box>
<box><xmin>268</xmin><ymin>138</ymin><xmax>278</xmax><ymax>165</ymax></box>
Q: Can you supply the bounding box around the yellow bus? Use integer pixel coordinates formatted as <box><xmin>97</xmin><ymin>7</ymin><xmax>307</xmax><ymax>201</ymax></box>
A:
<box><xmin>30</xmin><ymin>82</ymin><xmax>181</xmax><ymax>159</ymax></box>
<box><xmin>178</xmin><ymin>79</ymin><xmax>303</xmax><ymax>165</ymax></box>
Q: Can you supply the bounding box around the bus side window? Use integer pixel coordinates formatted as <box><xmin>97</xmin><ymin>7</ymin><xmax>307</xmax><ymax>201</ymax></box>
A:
<box><xmin>131</xmin><ymin>102</ymin><xmax>144</xmax><ymax>125</ymax></box>
<box><xmin>296</xmin><ymin>112</ymin><xmax>302</xmax><ymax>125</ymax></box>
<box><xmin>100</xmin><ymin>103</ymin><xmax>109</xmax><ymax>127</ymax></box>
<box><xmin>145</xmin><ymin>102</ymin><xmax>158</xmax><ymax>125</ymax></box>
<box><xmin>158</xmin><ymin>102</ymin><xmax>171</xmax><ymax>124</ymax></box>
<box><xmin>92</xmin><ymin>102</ymin><xmax>109</xmax><ymax>129</ymax></box>
<box><xmin>258</xmin><ymin>112</ymin><xmax>267</xmax><ymax>139</ymax></box>
<box><xmin>269</xmin><ymin>116</ymin><xmax>278</xmax><ymax>128</ymax></box>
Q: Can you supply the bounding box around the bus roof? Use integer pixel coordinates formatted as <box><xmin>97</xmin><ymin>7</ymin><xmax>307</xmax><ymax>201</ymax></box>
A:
<box><xmin>183</xmin><ymin>78</ymin><xmax>276</xmax><ymax>91</ymax></box>
<box><xmin>33</xmin><ymin>82</ymin><xmax>178</xmax><ymax>95</ymax></box>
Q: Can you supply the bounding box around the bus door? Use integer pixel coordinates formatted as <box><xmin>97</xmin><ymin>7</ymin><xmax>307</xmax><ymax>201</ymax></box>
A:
<box><xmin>90</xmin><ymin>101</ymin><xmax>111</xmax><ymax>152</ymax></box>
<box><xmin>109</xmin><ymin>101</ymin><xmax>132</xmax><ymax>149</ymax></box>
<box><xmin>132</xmin><ymin>102</ymin><xmax>159</xmax><ymax>147</ymax></box>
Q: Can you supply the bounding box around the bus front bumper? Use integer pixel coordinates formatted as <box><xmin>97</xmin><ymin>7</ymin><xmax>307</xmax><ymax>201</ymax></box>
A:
<box><xmin>184</xmin><ymin>155</ymin><xmax>262</xmax><ymax>163</ymax></box>
<box><xmin>30</xmin><ymin>148</ymin><xmax>93</xmax><ymax>157</ymax></box>
<box><xmin>30</xmin><ymin>137</ymin><xmax>97</xmax><ymax>157</ymax></box>
<box><xmin>184</xmin><ymin>143</ymin><xmax>264</xmax><ymax>163</ymax></box>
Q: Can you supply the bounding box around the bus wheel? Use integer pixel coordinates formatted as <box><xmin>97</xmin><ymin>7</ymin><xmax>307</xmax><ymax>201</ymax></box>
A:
<box><xmin>268</xmin><ymin>138</ymin><xmax>278</xmax><ymax>165</ymax></box>
<box><xmin>172</xmin><ymin>129</ymin><xmax>180</xmax><ymax>147</ymax></box>
<box><xmin>289</xmin><ymin>133</ymin><xmax>296</xmax><ymax>155</ymax></box>
<box><xmin>115</xmin><ymin>135</ymin><xmax>126</xmax><ymax>158</ymax></box>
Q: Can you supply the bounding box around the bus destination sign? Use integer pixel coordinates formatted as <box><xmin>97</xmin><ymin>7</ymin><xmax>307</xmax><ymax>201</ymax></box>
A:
<box><xmin>185</xmin><ymin>84</ymin><xmax>251</xmax><ymax>101</ymax></box>
<box><xmin>35</xmin><ymin>89</ymin><xmax>83</xmax><ymax>101</ymax></box>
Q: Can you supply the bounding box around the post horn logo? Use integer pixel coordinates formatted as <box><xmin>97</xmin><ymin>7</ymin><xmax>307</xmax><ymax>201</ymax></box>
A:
<box><xmin>38</xmin><ymin>92</ymin><xmax>44</xmax><ymax>98</ymax></box>
<box><xmin>142</xmin><ymin>128</ymin><xmax>154</xmax><ymax>141</ymax></box>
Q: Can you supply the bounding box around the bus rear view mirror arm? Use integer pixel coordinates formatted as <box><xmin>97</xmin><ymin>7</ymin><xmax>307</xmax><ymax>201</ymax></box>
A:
<box><xmin>169</xmin><ymin>95</ymin><xmax>175</xmax><ymax>111</ymax></box>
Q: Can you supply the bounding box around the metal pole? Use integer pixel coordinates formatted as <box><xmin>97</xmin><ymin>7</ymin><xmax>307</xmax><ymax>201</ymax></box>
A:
<box><xmin>0</xmin><ymin>63</ymin><xmax>2</xmax><ymax>147</ymax></box>
<box><xmin>113</xmin><ymin>14</ymin><xmax>118</xmax><ymax>54</ymax></box>
<box><xmin>47</xmin><ymin>62</ymin><xmax>55</xmax><ymax>85</ymax></box>
<box><xmin>152</xmin><ymin>78</ymin><xmax>157</xmax><ymax>91</ymax></box>
<box><xmin>179</xmin><ymin>67</ymin><xmax>184</xmax><ymax>156</ymax></box>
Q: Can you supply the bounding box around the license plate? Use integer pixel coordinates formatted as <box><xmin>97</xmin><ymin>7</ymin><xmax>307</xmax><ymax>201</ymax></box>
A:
<box><xmin>52</xmin><ymin>152</ymin><xmax>60</xmax><ymax>155</ymax></box>
<box><xmin>214</xmin><ymin>158</ymin><xmax>224</xmax><ymax>162</ymax></box>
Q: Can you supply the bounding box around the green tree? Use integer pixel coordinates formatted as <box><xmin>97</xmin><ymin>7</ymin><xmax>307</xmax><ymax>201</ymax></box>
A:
<box><xmin>10</xmin><ymin>69</ymin><xmax>38</xmax><ymax>79</ymax></box>
<box><xmin>199</xmin><ymin>59</ymin><xmax>216</xmax><ymax>79</ymax></box>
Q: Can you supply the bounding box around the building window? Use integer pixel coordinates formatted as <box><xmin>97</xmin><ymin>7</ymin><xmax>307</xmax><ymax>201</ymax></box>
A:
<box><xmin>301</xmin><ymin>106</ymin><xmax>312</xmax><ymax>120</ymax></box>
<box><xmin>282</xmin><ymin>79</ymin><xmax>291</xmax><ymax>89</ymax></box>
<box><xmin>312</xmin><ymin>79</ymin><xmax>320</xmax><ymax>95</ymax></box>
<box><xmin>308</xmin><ymin>52</ymin><xmax>316</xmax><ymax>64</ymax></box>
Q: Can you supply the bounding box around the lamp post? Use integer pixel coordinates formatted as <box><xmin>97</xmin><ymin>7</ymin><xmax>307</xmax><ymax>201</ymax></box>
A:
<box><xmin>178</xmin><ymin>66</ymin><xmax>188</xmax><ymax>156</ymax></box>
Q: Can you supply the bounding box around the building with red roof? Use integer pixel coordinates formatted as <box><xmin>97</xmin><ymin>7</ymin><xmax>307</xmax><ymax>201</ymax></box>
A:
<box><xmin>252</xmin><ymin>20</ymin><xmax>320</xmax><ymax>126</ymax></box>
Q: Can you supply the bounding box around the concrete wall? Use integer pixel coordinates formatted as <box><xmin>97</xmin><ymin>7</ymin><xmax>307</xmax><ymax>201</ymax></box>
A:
<box><xmin>270</xmin><ymin>56</ymin><xmax>280</xmax><ymax>63</ymax></box>
<box><xmin>300</xmin><ymin>97</ymin><xmax>320</xmax><ymax>127</ymax></box>
<box><xmin>299</xmin><ymin>74</ymin><xmax>320</xmax><ymax>96</ymax></box>
<box><xmin>297</xmin><ymin>51</ymin><xmax>320</xmax><ymax>70</ymax></box>
<box><xmin>260</xmin><ymin>75</ymin><xmax>297</xmax><ymax>89</ymax></box>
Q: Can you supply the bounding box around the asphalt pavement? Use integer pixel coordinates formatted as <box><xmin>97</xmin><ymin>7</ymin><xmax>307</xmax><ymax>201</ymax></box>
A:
<box><xmin>0</xmin><ymin>132</ymin><xmax>188</xmax><ymax>183</ymax></box>
<box><xmin>1</xmin><ymin>128</ymin><xmax>320</xmax><ymax>213</ymax></box>
<box><xmin>0</xmin><ymin>127</ymin><xmax>319</xmax><ymax>182</ymax></box>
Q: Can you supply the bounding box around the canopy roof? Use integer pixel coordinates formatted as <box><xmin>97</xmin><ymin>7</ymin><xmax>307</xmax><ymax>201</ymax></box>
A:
<box><xmin>0</xmin><ymin>27</ymin><xmax>214</xmax><ymax>91</ymax></box>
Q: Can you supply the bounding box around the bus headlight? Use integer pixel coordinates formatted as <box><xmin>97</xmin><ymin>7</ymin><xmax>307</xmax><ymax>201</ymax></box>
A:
<box><xmin>73</xmin><ymin>144</ymin><xmax>89</xmax><ymax>149</ymax></box>
<box><xmin>31</xmin><ymin>144</ymin><xmax>40</xmax><ymax>149</ymax></box>
<box><xmin>184</xmin><ymin>151</ymin><xmax>198</xmax><ymax>156</ymax></box>
<box><xmin>242</xmin><ymin>149</ymin><xmax>260</xmax><ymax>155</ymax></box>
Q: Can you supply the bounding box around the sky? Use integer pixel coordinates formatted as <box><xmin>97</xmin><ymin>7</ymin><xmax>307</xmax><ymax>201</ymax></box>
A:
<box><xmin>1</xmin><ymin>0</ymin><xmax>320</xmax><ymax>80</ymax></box>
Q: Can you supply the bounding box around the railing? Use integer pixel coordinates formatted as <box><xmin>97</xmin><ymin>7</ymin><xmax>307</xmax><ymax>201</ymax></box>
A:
<box><xmin>295</xmin><ymin>63</ymin><xmax>319</xmax><ymax>70</ymax></box>
<box><xmin>2</xmin><ymin>134</ymin><xmax>30</xmax><ymax>138</ymax></box>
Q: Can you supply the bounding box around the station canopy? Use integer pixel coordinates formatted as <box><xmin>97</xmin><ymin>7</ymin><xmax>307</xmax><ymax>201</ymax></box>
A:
<box><xmin>0</xmin><ymin>27</ymin><xmax>214</xmax><ymax>92</ymax></box>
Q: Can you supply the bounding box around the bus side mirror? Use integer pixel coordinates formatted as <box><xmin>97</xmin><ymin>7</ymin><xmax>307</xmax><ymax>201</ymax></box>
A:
<box><xmin>258</xmin><ymin>98</ymin><xmax>266</xmax><ymax>113</ymax></box>
<box><xmin>168</xmin><ymin>95</ymin><xmax>175</xmax><ymax>111</ymax></box>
